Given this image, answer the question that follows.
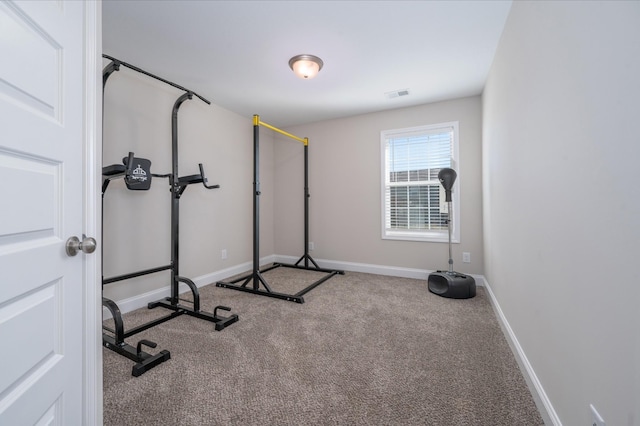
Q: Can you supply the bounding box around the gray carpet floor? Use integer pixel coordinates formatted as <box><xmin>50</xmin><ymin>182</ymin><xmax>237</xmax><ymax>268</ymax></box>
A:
<box><xmin>103</xmin><ymin>267</ymin><xmax>544</xmax><ymax>425</ymax></box>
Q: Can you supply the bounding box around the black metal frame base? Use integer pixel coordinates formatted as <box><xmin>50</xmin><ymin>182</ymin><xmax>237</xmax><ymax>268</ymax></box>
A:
<box><xmin>216</xmin><ymin>255</ymin><xmax>344</xmax><ymax>304</ymax></box>
<box><xmin>147</xmin><ymin>275</ymin><xmax>239</xmax><ymax>330</ymax></box>
<box><xmin>102</xmin><ymin>274</ymin><xmax>239</xmax><ymax>376</ymax></box>
<box><xmin>148</xmin><ymin>299</ymin><xmax>239</xmax><ymax>331</ymax></box>
<box><xmin>102</xmin><ymin>297</ymin><xmax>173</xmax><ymax>376</ymax></box>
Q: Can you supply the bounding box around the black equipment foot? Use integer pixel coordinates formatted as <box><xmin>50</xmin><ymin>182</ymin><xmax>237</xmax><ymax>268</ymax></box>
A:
<box><xmin>132</xmin><ymin>349</ymin><xmax>171</xmax><ymax>377</ymax></box>
<box><xmin>213</xmin><ymin>305</ymin><xmax>239</xmax><ymax>331</ymax></box>
<box><xmin>103</xmin><ymin>334</ymin><xmax>171</xmax><ymax>377</ymax></box>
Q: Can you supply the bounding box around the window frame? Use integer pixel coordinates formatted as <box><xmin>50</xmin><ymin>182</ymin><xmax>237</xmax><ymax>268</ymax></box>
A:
<box><xmin>380</xmin><ymin>122</ymin><xmax>460</xmax><ymax>243</ymax></box>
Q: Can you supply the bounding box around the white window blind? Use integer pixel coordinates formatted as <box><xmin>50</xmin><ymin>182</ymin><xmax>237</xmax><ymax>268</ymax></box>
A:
<box><xmin>381</xmin><ymin>122</ymin><xmax>459</xmax><ymax>242</ymax></box>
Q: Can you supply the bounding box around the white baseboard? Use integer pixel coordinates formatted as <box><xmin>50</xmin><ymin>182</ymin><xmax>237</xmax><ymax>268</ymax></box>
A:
<box><xmin>481</xmin><ymin>277</ymin><xmax>560</xmax><ymax>426</ymax></box>
<box><xmin>104</xmin><ymin>254</ymin><xmax>485</xmax><ymax>318</ymax></box>
<box><xmin>274</xmin><ymin>254</ymin><xmax>485</xmax><ymax>284</ymax></box>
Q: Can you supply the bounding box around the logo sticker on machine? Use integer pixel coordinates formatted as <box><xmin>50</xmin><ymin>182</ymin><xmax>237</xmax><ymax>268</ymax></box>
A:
<box><xmin>124</xmin><ymin>156</ymin><xmax>152</xmax><ymax>190</ymax></box>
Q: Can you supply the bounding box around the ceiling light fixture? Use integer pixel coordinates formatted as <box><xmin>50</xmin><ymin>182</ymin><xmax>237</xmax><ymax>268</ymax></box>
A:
<box><xmin>289</xmin><ymin>54</ymin><xmax>323</xmax><ymax>79</ymax></box>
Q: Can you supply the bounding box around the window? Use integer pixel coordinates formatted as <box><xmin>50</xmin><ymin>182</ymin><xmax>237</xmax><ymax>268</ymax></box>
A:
<box><xmin>381</xmin><ymin>122</ymin><xmax>459</xmax><ymax>243</ymax></box>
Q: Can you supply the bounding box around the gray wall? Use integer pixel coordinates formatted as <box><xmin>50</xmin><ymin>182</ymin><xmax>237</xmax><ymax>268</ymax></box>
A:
<box><xmin>482</xmin><ymin>1</ymin><xmax>640</xmax><ymax>425</ymax></box>
<box><xmin>277</xmin><ymin>96</ymin><xmax>484</xmax><ymax>274</ymax></box>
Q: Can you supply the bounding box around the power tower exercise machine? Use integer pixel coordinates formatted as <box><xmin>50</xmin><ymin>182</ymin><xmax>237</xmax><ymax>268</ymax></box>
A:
<box><xmin>102</xmin><ymin>55</ymin><xmax>238</xmax><ymax>376</ymax></box>
<box><xmin>216</xmin><ymin>115</ymin><xmax>344</xmax><ymax>303</ymax></box>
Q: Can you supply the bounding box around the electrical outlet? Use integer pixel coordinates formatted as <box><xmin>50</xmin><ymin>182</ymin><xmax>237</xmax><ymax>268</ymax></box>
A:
<box><xmin>221</xmin><ymin>249</ymin><xmax>227</xmax><ymax>260</ymax></box>
<box><xmin>462</xmin><ymin>252</ymin><xmax>471</xmax><ymax>263</ymax></box>
<box><xmin>590</xmin><ymin>404</ymin><xmax>605</xmax><ymax>426</ymax></box>
<box><xmin>309</xmin><ymin>242</ymin><xmax>314</xmax><ymax>251</ymax></box>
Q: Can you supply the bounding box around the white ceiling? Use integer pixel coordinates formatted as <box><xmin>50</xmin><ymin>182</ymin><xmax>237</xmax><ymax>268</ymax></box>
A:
<box><xmin>102</xmin><ymin>0</ymin><xmax>512</xmax><ymax>128</ymax></box>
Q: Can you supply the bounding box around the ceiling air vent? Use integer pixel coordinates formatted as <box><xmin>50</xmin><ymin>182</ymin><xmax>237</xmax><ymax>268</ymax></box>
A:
<box><xmin>385</xmin><ymin>89</ymin><xmax>410</xmax><ymax>99</ymax></box>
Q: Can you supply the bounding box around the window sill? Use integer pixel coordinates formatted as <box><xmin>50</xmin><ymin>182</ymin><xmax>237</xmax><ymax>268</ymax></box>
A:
<box><xmin>382</xmin><ymin>232</ymin><xmax>459</xmax><ymax>244</ymax></box>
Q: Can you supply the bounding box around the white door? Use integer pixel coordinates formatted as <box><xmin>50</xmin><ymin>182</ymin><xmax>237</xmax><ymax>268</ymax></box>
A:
<box><xmin>0</xmin><ymin>1</ymin><xmax>98</xmax><ymax>424</ymax></box>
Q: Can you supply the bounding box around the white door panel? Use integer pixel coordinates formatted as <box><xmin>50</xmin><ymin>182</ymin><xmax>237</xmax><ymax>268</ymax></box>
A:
<box><xmin>0</xmin><ymin>153</ymin><xmax>59</xmax><ymax>240</ymax></box>
<box><xmin>0</xmin><ymin>0</ymin><xmax>92</xmax><ymax>424</ymax></box>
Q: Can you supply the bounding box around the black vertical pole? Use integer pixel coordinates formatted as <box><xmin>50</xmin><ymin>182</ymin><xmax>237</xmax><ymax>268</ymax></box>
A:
<box><xmin>171</xmin><ymin>92</ymin><xmax>192</xmax><ymax>303</ymax></box>
<box><xmin>253</xmin><ymin>116</ymin><xmax>260</xmax><ymax>290</ymax></box>
<box><xmin>304</xmin><ymin>143</ymin><xmax>310</xmax><ymax>268</ymax></box>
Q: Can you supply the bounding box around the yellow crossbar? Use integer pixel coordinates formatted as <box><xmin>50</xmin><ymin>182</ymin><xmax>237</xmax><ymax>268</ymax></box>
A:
<box><xmin>253</xmin><ymin>115</ymin><xmax>308</xmax><ymax>145</ymax></box>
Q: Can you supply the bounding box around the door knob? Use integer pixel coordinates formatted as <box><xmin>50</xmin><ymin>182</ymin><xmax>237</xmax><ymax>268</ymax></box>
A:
<box><xmin>66</xmin><ymin>236</ymin><xmax>97</xmax><ymax>256</ymax></box>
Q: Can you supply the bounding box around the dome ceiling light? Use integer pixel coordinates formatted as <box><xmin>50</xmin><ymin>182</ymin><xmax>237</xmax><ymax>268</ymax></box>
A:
<box><xmin>288</xmin><ymin>54</ymin><xmax>323</xmax><ymax>79</ymax></box>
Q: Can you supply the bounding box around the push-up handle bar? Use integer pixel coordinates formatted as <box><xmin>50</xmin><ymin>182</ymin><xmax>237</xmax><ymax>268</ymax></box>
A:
<box><xmin>102</xmin><ymin>54</ymin><xmax>211</xmax><ymax>105</ymax></box>
<box><xmin>254</xmin><ymin>115</ymin><xmax>308</xmax><ymax>146</ymax></box>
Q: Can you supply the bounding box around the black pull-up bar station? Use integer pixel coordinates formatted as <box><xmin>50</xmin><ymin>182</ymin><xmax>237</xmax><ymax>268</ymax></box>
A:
<box><xmin>216</xmin><ymin>115</ymin><xmax>344</xmax><ymax>303</ymax></box>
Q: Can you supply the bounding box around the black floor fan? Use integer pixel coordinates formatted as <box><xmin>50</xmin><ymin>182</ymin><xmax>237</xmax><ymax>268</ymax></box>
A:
<box><xmin>427</xmin><ymin>168</ymin><xmax>476</xmax><ymax>299</ymax></box>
